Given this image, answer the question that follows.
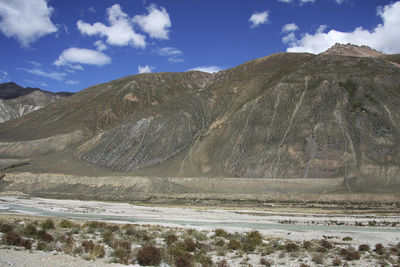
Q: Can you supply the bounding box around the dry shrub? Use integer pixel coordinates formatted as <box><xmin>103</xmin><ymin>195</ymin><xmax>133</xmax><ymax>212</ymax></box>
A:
<box><xmin>375</xmin><ymin>243</ymin><xmax>385</xmax><ymax>255</ymax></box>
<box><xmin>217</xmin><ymin>259</ymin><xmax>229</xmax><ymax>267</ymax></box>
<box><xmin>20</xmin><ymin>238</ymin><xmax>32</xmax><ymax>249</ymax></box>
<box><xmin>311</xmin><ymin>253</ymin><xmax>324</xmax><ymax>264</ymax></box>
<box><xmin>332</xmin><ymin>257</ymin><xmax>342</xmax><ymax>266</ymax></box>
<box><xmin>136</xmin><ymin>245</ymin><xmax>161</xmax><ymax>266</ymax></box>
<box><xmin>175</xmin><ymin>253</ymin><xmax>194</xmax><ymax>267</ymax></box>
<box><xmin>0</xmin><ymin>223</ymin><xmax>13</xmax><ymax>233</ymax></box>
<box><xmin>196</xmin><ymin>254</ymin><xmax>212</xmax><ymax>267</ymax></box>
<box><xmin>165</xmin><ymin>234</ymin><xmax>178</xmax><ymax>246</ymax></box>
<box><xmin>37</xmin><ymin>230</ymin><xmax>53</xmax><ymax>242</ymax></box>
<box><xmin>112</xmin><ymin>247</ymin><xmax>132</xmax><ymax>264</ymax></box>
<box><xmin>359</xmin><ymin>244</ymin><xmax>370</xmax><ymax>251</ymax></box>
<box><xmin>214</xmin><ymin>229</ymin><xmax>229</xmax><ymax>238</ymax></box>
<box><xmin>260</xmin><ymin>258</ymin><xmax>272</xmax><ymax>266</ymax></box>
<box><xmin>285</xmin><ymin>242</ymin><xmax>299</xmax><ymax>252</ymax></box>
<box><xmin>320</xmin><ymin>239</ymin><xmax>333</xmax><ymax>249</ymax></box>
<box><xmin>243</xmin><ymin>230</ymin><xmax>262</xmax><ymax>251</ymax></box>
<box><xmin>82</xmin><ymin>240</ymin><xmax>94</xmax><ymax>253</ymax></box>
<box><xmin>2</xmin><ymin>231</ymin><xmax>21</xmax><ymax>246</ymax></box>
<box><xmin>342</xmin><ymin>236</ymin><xmax>353</xmax><ymax>241</ymax></box>
<box><xmin>227</xmin><ymin>239</ymin><xmax>241</xmax><ymax>250</ymax></box>
<box><xmin>340</xmin><ymin>248</ymin><xmax>360</xmax><ymax>260</ymax></box>
<box><xmin>302</xmin><ymin>240</ymin><xmax>312</xmax><ymax>250</ymax></box>
<box><xmin>184</xmin><ymin>238</ymin><xmax>196</xmax><ymax>252</ymax></box>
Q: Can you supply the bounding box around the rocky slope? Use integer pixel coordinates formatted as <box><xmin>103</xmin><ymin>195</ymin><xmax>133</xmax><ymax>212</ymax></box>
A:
<box><xmin>0</xmin><ymin>82</ymin><xmax>72</xmax><ymax>123</ymax></box>
<box><xmin>0</xmin><ymin>44</ymin><xmax>399</xmax><ymax>194</ymax></box>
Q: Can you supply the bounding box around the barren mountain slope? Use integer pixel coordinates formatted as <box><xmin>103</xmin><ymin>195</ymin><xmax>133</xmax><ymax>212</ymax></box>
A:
<box><xmin>0</xmin><ymin>47</ymin><xmax>399</xmax><ymax>193</ymax></box>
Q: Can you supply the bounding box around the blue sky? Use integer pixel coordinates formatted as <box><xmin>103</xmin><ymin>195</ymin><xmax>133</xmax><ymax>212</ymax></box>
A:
<box><xmin>0</xmin><ymin>0</ymin><xmax>399</xmax><ymax>92</ymax></box>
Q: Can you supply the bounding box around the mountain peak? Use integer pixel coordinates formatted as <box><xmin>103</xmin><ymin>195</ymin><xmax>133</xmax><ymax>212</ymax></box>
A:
<box><xmin>320</xmin><ymin>43</ymin><xmax>384</xmax><ymax>58</ymax></box>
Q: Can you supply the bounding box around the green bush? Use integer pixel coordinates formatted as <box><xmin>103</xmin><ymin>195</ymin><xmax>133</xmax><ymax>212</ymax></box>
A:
<box><xmin>243</xmin><ymin>230</ymin><xmax>262</xmax><ymax>251</ymax></box>
<box><xmin>22</xmin><ymin>224</ymin><xmax>37</xmax><ymax>238</ymax></box>
<box><xmin>41</xmin><ymin>219</ymin><xmax>55</xmax><ymax>230</ymax></box>
<box><xmin>59</xmin><ymin>219</ymin><xmax>72</xmax><ymax>228</ymax></box>
<box><xmin>285</xmin><ymin>242</ymin><xmax>299</xmax><ymax>252</ymax></box>
<box><xmin>137</xmin><ymin>245</ymin><xmax>162</xmax><ymax>266</ymax></box>
<box><xmin>214</xmin><ymin>229</ymin><xmax>229</xmax><ymax>238</ymax></box>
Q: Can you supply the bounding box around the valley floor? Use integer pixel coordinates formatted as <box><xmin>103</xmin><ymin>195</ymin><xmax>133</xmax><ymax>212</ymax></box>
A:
<box><xmin>0</xmin><ymin>195</ymin><xmax>399</xmax><ymax>266</ymax></box>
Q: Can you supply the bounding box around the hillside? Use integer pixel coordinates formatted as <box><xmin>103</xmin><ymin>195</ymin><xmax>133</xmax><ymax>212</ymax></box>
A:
<box><xmin>0</xmin><ymin>82</ymin><xmax>72</xmax><ymax>123</ymax></box>
<box><xmin>0</xmin><ymin>45</ymin><xmax>400</xmax><ymax>195</ymax></box>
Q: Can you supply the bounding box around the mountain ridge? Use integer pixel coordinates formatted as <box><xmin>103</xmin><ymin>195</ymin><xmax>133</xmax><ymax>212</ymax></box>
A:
<box><xmin>0</xmin><ymin>45</ymin><xmax>399</xmax><ymax>194</ymax></box>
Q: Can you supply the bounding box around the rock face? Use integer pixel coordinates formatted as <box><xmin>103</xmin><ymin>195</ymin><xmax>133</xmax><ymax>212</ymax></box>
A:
<box><xmin>0</xmin><ymin>82</ymin><xmax>72</xmax><ymax>123</ymax></box>
<box><xmin>0</xmin><ymin>44</ymin><xmax>399</xmax><ymax>193</ymax></box>
<box><xmin>321</xmin><ymin>43</ymin><xmax>384</xmax><ymax>58</ymax></box>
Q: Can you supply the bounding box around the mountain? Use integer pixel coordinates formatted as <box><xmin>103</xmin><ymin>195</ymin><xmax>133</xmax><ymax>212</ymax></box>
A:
<box><xmin>0</xmin><ymin>44</ymin><xmax>399</xmax><ymax>195</ymax></box>
<box><xmin>321</xmin><ymin>43</ymin><xmax>384</xmax><ymax>57</ymax></box>
<box><xmin>0</xmin><ymin>82</ymin><xmax>73</xmax><ymax>123</ymax></box>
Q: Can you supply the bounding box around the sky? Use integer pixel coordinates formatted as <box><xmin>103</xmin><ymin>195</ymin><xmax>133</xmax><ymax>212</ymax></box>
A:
<box><xmin>0</xmin><ymin>0</ymin><xmax>399</xmax><ymax>93</ymax></box>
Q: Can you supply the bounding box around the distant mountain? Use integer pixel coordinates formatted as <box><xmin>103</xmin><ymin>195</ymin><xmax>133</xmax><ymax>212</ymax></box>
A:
<box><xmin>0</xmin><ymin>43</ymin><xmax>399</xmax><ymax>194</ymax></box>
<box><xmin>0</xmin><ymin>82</ymin><xmax>73</xmax><ymax>123</ymax></box>
<box><xmin>320</xmin><ymin>43</ymin><xmax>384</xmax><ymax>57</ymax></box>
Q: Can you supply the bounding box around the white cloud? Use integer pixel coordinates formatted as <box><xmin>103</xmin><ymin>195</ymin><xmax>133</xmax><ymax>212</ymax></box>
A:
<box><xmin>282</xmin><ymin>32</ymin><xmax>296</xmax><ymax>44</ymax></box>
<box><xmin>282</xmin><ymin>23</ymin><xmax>299</xmax><ymax>33</ymax></box>
<box><xmin>0</xmin><ymin>70</ymin><xmax>8</xmax><ymax>82</ymax></box>
<box><xmin>133</xmin><ymin>4</ymin><xmax>171</xmax><ymax>39</ymax></box>
<box><xmin>19</xmin><ymin>68</ymin><xmax>66</xmax><ymax>81</ymax></box>
<box><xmin>88</xmin><ymin>7</ymin><xmax>96</xmax><ymax>13</ymax></box>
<box><xmin>0</xmin><ymin>0</ymin><xmax>57</xmax><ymax>47</ymax></box>
<box><xmin>26</xmin><ymin>60</ymin><xmax>42</xmax><ymax>67</ymax></box>
<box><xmin>138</xmin><ymin>65</ymin><xmax>153</xmax><ymax>74</ymax></box>
<box><xmin>156</xmin><ymin>47</ymin><xmax>184</xmax><ymax>63</ymax></box>
<box><xmin>286</xmin><ymin>2</ymin><xmax>400</xmax><ymax>54</ymax></box>
<box><xmin>300</xmin><ymin>0</ymin><xmax>316</xmax><ymax>3</ymax></box>
<box><xmin>157</xmin><ymin>47</ymin><xmax>182</xmax><ymax>56</ymax></box>
<box><xmin>167</xmin><ymin>58</ymin><xmax>184</xmax><ymax>64</ymax></box>
<box><xmin>188</xmin><ymin>66</ymin><xmax>223</xmax><ymax>73</ymax></box>
<box><xmin>94</xmin><ymin>40</ymin><xmax>107</xmax><ymax>51</ymax></box>
<box><xmin>77</xmin><ymin>4</ymin><xmax>146</xmax><ymax>48</ymax></box>
<box><xmin>66</xmin><ymin>80</ymin><xmax>79</xmax><ymax>85</ymax></box>
<box><xmin>249</xmin><ymin>11</ymin><xmax>269</xmax><ymax>28</ymax></box>
<box><xmin>278</xmin><ymin>0</ymin><xmax>293</xmax><ymax>2</ymax></box>
<box><xmin>54</xmin><ymin>47</ymin><xmax>111</xmax><ymax>67</ymax></box>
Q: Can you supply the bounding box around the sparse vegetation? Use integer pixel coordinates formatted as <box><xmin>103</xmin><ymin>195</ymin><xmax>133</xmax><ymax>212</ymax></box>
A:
<box><xmin>136</xmin><ymin>245</ymin><xmax>162</xmax><ymax>266</ymax></box>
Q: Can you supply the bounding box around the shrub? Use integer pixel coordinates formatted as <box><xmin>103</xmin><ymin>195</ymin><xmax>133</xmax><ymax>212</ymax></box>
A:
<box><xmin>332</xmin><ymin>257</ymin><xmax>342</xmax><ymax>266</ymax></box>
<box><xmin>102</xmin><ymin>230</ymin><xmax>114</xmax><ymax>246</ymax></box>
<box><xmin>165</xmin><ymin>234</ymin><xmax>178</xmax><ymax>246</ymax></box>
<box><xmin>285</xmin><ymin>242</ymin><xmax>299</xmax><ymax>252</ymax></box>
<box><xmin>41</xmin><ymin>219</ymin><xmax>55</xmax><ymax>230</ymax></box>
<box><xmin>22</xmin><ymin>224</ymin><xmax>37</xmax><ymax>238</ymax></box>
<box><xmin>196</xmin><ymin>254</ymin><xmax>212</xmax><ymax>267</ymax></box>
<box><xmin>112</xmin><ymin>240</ymin><xmax>131</xmax><ymax>252</ymax></box>
<box><xmin>20</xmin><ymin>238</ymin><xmax>32</xmax><ymax>249</ymax></box>
<box><xmin>217</xmin><ymin>259</ymin><xmax>229</xmax><ymax>267</ymax></box>
<box><xmin>90</xmin><ymin>244</ymin><xmax>105</xmax><ymax>258</ymax></box>
<box><xmin>312</xmin><ymin>253</ymin><xmax>324</xmax><ymax>264</ymax></box>
<box><xmin>345</xmin><ymin>250</ymin><xmax>360</xmax><ymax>260</ymax></box>
<box><xmin>214</xmin><ymin>238</ymin><xmax>225</xmax><ymax>248</ymax></box>
<box><xmin>112</xmin><ymin>247</ymin><xmax>132</xmax><ymax>264</ymax></box>
<box><xmin>136</xmin><ymin>245</ymin><xmax>161</xmax><ymax>266</ymax></box>
<box><xmin>320</xmin><ymin>239</ymin><xmax>333</xmax><ymax>249</ymax></box>
<box><xmin>175</xmin><ymin>253</ymin><xmax>194</xmax><ymax>267</ymax></box>
<box><xmin>2</xmin><ymin>231</ymin><xmax>21</xmax><ymax>246</ymax></box>
<box><xmin>303</xmin><ymin>240</ymin><xmax>312</xmax><ymax>249</ymax></box>
<box><xmin>36</xmin><ymin>241</ymin><xmax>54</xmax><ymax>251</ymax></box>
<box><xmin>0</xmin><ymin>223</ymin><xmax>14</xmax><ymax>233</ymax></box>
<box><xmin>227</xmin><ymin>239</ymin><xmax>241</xmax><ymax>250</ymax></box>
<box><xmin>59</xmin><ymin>219</ymin><xmax>72</xmax><ymax>228</ymax></box>
<box><xmin>82</xmin><ymin>240</ymin><xmax>95</xmax><ymax>253</ymax></box>
<box><xmin>184</xmin><ymin>238</ymin><xmax>196</xmax><ymax>252</ymax></box>
<box><xmin>214</xmin><ymin>229</ymin><xmax>229</xmax><ymax>238</ymax></box>
<box><xmin>37</xmin><ymin>230</ymin><xmax>53</xmax><ymax>242</ymax></box>
<box><xmin>260</xmin><ymin>258</ymin><xmax>272</xmax><ymax>266</ymax></box>
<box><xmin>168</xmin><ymin>242</ymin><xmax>187</xmax><ymax>258</ymax></box>
<box><xmin>342</xmin><ymin>236</ymin><xmax>353</xmax><ymax>241</ymax></box>
<box><xmin>359</xmin><ymin>244</ymin><xmax>370</xmax><ymax>251</ymax></box>
<box><xmin>243</xmin><ymin>230</ymin><xmax>262</xmax><ymax>251</ymax></box>
<box><xmin>375</xmin><ymin>243</ymin><xmax>385</xmax><ymax>255</ymax></box>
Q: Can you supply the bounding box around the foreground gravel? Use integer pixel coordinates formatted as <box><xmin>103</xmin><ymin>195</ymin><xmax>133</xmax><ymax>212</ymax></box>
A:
<box><xmin>0</xmin><ymin>249</ymin><xmax>126</xmax><ymax>267</ymax></box>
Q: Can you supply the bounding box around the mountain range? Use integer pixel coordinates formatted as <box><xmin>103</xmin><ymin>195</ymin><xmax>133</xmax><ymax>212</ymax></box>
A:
<box><xmin>0</xmin><ymin>44</ymin><xmax>399</xmax><ymax>196</ymax></box>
